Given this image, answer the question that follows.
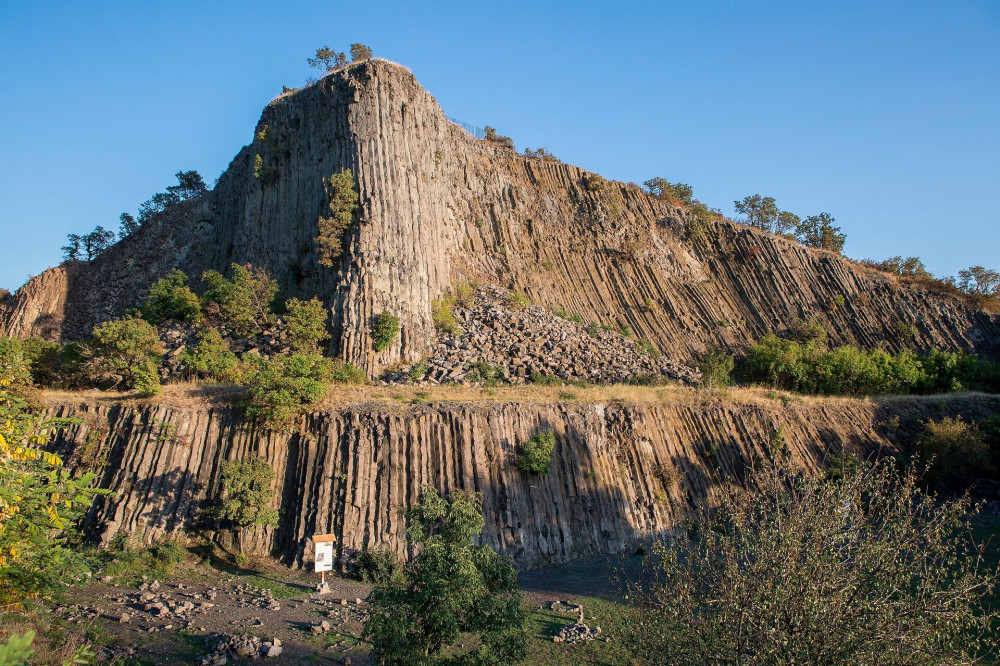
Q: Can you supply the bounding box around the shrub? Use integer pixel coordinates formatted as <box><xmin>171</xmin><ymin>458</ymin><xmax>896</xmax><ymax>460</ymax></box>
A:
<box><xmin>686</xmin><ymin>203</ymin><xmax>714</xmax><ymax>239</ymax></box>
<box><xmin>329</xmin><ymin>359</ymin><xmax>367</xmax><ymax>385</ymax></box>
<box><xmin>19</xmin><ymin>337</ymin><xmax>67</xmax><ymax>387</ymax></box>
<box><xmin>635</xmin><ymin>338</ymin><xmax>660</xmax><ymax>358</ymax></box>
<box><xmin>517</xmin><ymin>430</ymin><xmax>556</xmax><ymax>474</ymax></box>
<box><xmin>581</xmin><ymin>173</ymin><xmax>605</xmax><ymax>192</ymax></box>
<box><xmin>314</xmin><ymin>169</ymin><xmax>359</xmax><ymax>267</ymax></box>
<box><xmin>453</xmin><ymin>281</ymin><xmax>475</xmax><ymax>307</ymax></box>
<box><xmin>363</xmin><ymin>486</ymin><xmax>526</xmax><ymax>665</ymax></box>
<box><xmin>201</xmin><ymin>263</ymin><xmax>278</xmax><ymax>336</ymax></box>
<box><xmin>795</xmin><ymin>212</ymin><xmax>846</xmax><ymax>253</ymax></box>
<box><xmin>356</xmin><ymin>546</ymin><xmax>399</xmax><ymax>585</ymax></box>
<box><xmin>283</xmin><ymin>296</ymin><xmax>328</xmax><ymax>352</ymax></box>
<box><xmin>431</xmin><ymin>296</ymin><xmax>461</xmax><ymax>335</ymax></box>
<box><xmin>788</xmin><ymin>317</ymin><xmax>827</xmax><ymax>345</ymax></box>
<box><xmin>642</xmin><ymin>178</ymin><xmax>693</xmax><ymax>205</ymax></box>
<box><xmin>407</xmin><ymin>361</ymin><xmax>428</xmax><ymax>382</ymax></box>
<box><xmin>371</xmin><ymin>311</ymin><xmax>400</xmax><ymax>353</ymax></box>
<box><xmin>483</xmin><ymin>126</ymin><xmax>514</xmax><ymax>150</ymax></box>
<box><xmin>214</xmin><ymin>458</ymin><xmax>279</xmax><ymax>554</ymax></box>
<box><xmin>85</xmin><ymin>316</ymin><xmax>164</xmax><ymax>395</ymax></box>
<box><xmin>468</xmin><ymin>361</ymin><xmax>505</xmax><ymax>387</ymax></box>
<box><xmin>141</xmin><ymin>269</ymin><xmax>202</xmax><ymax>324</ymax></box>
<box><xmin>349</xmin><ymin>43</ymin><xmax>373</xmax><ymax>62</ymax></box>
<box><xmin>178</xmin><ymin>327</ymin><xmax>237</xmax><ymax>381</ymax></box>
<box><xmin>699</xmin><ymin>347</ymin><xmax>734</xmax><ymax>389</ymax></box>
<box><xmin>0</xmin><ymin>633</ymin><xmax>35</xmax><ymax>665</ymax></box>
<box><xmin>621</xmin><ymin>461</ymin><xmax>1000</xmax><ymax>665</ymax></box>
<box><xmin>505</xmin><ymin>292</ymin><xmax>530</xmax><ymax>311</ymax></box>
<box><xmin>523</xmin><ymin>147</ymin><xmax>560</xmax><ymax>162</ymax></box>
<box><xmin>917</xmin><ymin>417</ymin><xmax>991</xmax><ymax>487</ymax></box>
<box><xmin>245</xmin><ymin>352</ymin><xmax>334</xmax><ymax>429</ymax></box>
<box><xmin>866</xmin><ymin>255</ymin><xmax>930</xmax><ymax>278</ymax></box>
<box><xmin>102</xmin><ymin>535</ymin><xmax>186</xmax><ymax>584</ymax></box>
<box><xmin>308</xmin><ymin>46</ymin><xmax>347</xmax><ymax>71</ymax></box>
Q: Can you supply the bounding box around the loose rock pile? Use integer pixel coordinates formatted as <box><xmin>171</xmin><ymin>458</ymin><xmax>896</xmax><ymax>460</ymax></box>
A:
<box><xmin>393</xmin><ymin>288</ymin><xmax>700</xmax><ymax>386</ymax></box>
<box><xmin>196</xmin><ymin>633</ymin><xmax>282</xmax><ymax>664</ymax></box>
<box><xmin>158</xmin><ymin>320</ymin><xmax>296</xmax><ymax>380</ymax></box>
<box><xmin>548</xmin><ymin>599</ymin><xmax>603</xmax><ymax>644</ymax></box>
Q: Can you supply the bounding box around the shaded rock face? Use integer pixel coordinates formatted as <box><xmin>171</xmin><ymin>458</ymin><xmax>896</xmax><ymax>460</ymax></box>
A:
<box><xmin>48</xmin><ymin>394</ymin><xmax>999</xmax><ymax>571</ymax></box>
<box><xmin>3</xmin><ymin>60</ymin><xmax>998</xmax><ymax>373</ymax></box>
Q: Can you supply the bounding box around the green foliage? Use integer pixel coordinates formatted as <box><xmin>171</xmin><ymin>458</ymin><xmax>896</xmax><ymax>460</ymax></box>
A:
<box><xmin>201</xmin><ymin>263</ymin><xmax>278</xmax><ymax>336</ymax></box>
<box><xmin>178</xmin><ymin>327</ymin><xmax>237</xmax><ymax>381</ymax></box>
<box><xmin>329</xmin><ymin>359</ymin><xmax>367</xmax><ymax>385</ymax></box>
<box><xmin>739</xmin><ymin>334</ymin><xmax>999</xmax><ymax>397</ymax></box>
<box><xmin>686</xmin><ymin>203</ymin><xmax>714</xmax><ymax>239</ymax></box>
<box><xmin>356</xmin><ymin>546</ymin><xmax>400</xmax><ymax>586</ymax></box>
<box><xmin>85</xmin><ymin>316</ymin><xmax>164</xmax><ymax>395</ymax></box>
<box><xmin>468</xmin><ymin>361</ymin><xmax>505</xmax><ymax>387</ymax></box>
<box><xmin>483</xmin><ymin>126</ymin><xmax>514</xmax><ymax>150</ymax></box>
<box><xmin>431</xmin><ymin>296</ymin><xmax>461</xmax><ymax>336</ymax></box>
<box><xmin>253</xmin><ymin>153</ymin><xmax>277</xmax><ymax>183</ymax></box>
<box><xmin>407</xmin><ymin>361</ymin><xmax>428</xmax><ymax>382</ymax></box>
<box><xmin>917</xmin><ymin>417</ymin><xmax>991</xmax><ymax>488</ymax></box>
<box><xmin>643</xmin><ymin>178</ymin><xmax>693</xmax><ymax>205</ymax></box>
<box><xmin>734</xmin><ymin>194</ymin><xmax>792</xmax><ymax>234</ymax></box>
<box><xmin>0</xmin><ymin>364</ymin><xmax>103</xmax><ymax>605</ymax></box>
<box><xmin>62</xmin><ymin>226</ymin><xmax>116</xmax><ymax>262</ymax></box>
<box><xmin>581</xmin><ymin>173</ymin><xmax>605</xmax><ymax>192</ymax></box>
<box><xmin>517</xmin><ymin>430</ymin><xmax>556</xmax><ymax>474</ymax></box>
<box><xmin>19</xmin><ymin>337</ymin><xmax>68</xmax><ymax>387</ymax></box>
<box><xmin>699</xmin><ymin>347</ymin><xmax>734</xmax><ymax>389</ymax></box>
<box><xmin>141</xmin><ymin>269</ymin><xmax>202</xmax><ymax>324</ymax></box>
<box><xmin>621</xmin><ymin>461</ymin><xmax>1000</xmax><ymax>665</ymax></box>
<box><xmin>245</xmin><ymin>353</ymin><xmax>334</xmax><ymax>430</ymax></box>
<box><xmin>551</xmin><ymin>307</ymin><xmax>585</xmax><ymax>324</ymax></box>
<box><xmin>635</xmin><ymin>338</ymin><xmax>660</xmax><ymax>358</ymax></box>
<box><xmin>283</xmin><ymin>297</ymin><xmax>329</xmax><ymax>352</ymax></box>
<box><xmin>866</xmin><ymin>255</ymin><xmax>930</xmax><ymax>278</ymax></box>
<box><xmin>788</xmin><ymin>316</ymin><xmax>827</xmax><ymax>345</ymax></box>
<box><xmin>363</xmin><ymin>485</ymin><xmax>526</xmax><ymax>665</ymax></box>
<box><xmin>505</xmin><ymin>292</ymin><xmax>530</xmax><ymax>311</ymax></box>
<box><xmin>308</xmin><ymin>46</ymin><xmax>347</xmax><ymax>71</ymax></box>
<box><xmin>314</xmin><ymin>169</ymin><xmax>359</xmax><ymax>267</ymax></box>
<box><xmin>371</xmin><ymin>311</ymin><xmax>401</xmax><ymax>353</ymax></box>
<box><xmin>214</xmin><ymin>458</ymin><xmax>279</xmax><ymax>553</ymax></box>
<box><xmin>136</xmin><ymin>171</ymin><xmax>207</xmax><ymax>224</ymax></box>
<box><xmin>795</xmin><ymin>212</ymin><xmax>846</xmax><ymax>253</ymax></box>
<box><xmin>523</xmin><ymin>147</ymin><xmax>560</xmax><ymax>162</ymax></box>
<box><xmin>0</xmin><ymin>632</ymin><xmax>34</xmax><ymax>666</ymax></box>
<box><xmin>350</xmin><ymin>43</ymin><xmax>373</xmax><ymax>62</ymax></box>
<box><xmin>453</xmin><ymin>281</ymin><xmax>475</xmax><ymax>308</ymax></box>
<box><xmin>102</xmin><ymin>535</ymin><xmax>186</xmax><ymax>584</ymax></box>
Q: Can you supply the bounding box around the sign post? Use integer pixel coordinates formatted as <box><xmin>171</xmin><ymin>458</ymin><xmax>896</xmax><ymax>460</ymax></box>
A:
<box><xmin>312</xmin><ymin>534</ymin><xmax>336</xmax><ymax>593</ymax></box>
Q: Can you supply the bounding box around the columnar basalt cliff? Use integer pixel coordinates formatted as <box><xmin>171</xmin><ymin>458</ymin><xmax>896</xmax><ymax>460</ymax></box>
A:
<box><xmin>2</xmin><ymin>60</ymin><xmax>997</xmax><ymax>375</ymax></box>
<box><xmin>46</xmin><ymin>392</ymin><xmax>1000</xmax><ymax>570</ymax></box>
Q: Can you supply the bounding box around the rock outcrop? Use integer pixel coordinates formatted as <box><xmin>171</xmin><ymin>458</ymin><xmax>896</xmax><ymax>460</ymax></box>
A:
<box><xmin>47</xmin><ymin>390</ymin><xmax>1000</xmax><ymax>570</ymax></box>
<box><xmin>2</xmin><ymin>60</ymin><xmax>997</xmax><ymax>376</ymax></box>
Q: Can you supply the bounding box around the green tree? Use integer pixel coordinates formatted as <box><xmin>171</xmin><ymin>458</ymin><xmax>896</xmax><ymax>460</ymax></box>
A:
<box><xmin>118</xmin><ymin>212</ymin><xmax>139</xmax><ymax>239</ymax></box>
<box><xmin>245</xmin><ymin>352</ymin><xmax>333</xmax><ymax>430</ymax></box>
<box><xmin>483</xmin><ymin>126</ymin><xmax>514</xmax><ymax>150</ymax></box>
<box><xmin>517</xmin><ymin>430</ymin><xmax>556</xmax><ymax>474</ymax></box>
<box><xmin>956</xmin><ymin>266</ymin><xmax>1000</xmax><ymax>298</ymax></box>
<box><xmin>315</xmin><ymin>169</ymin><xmax>359</xmax><ymax>267</ymax></box>
<box><xmin>622</xmin><ymin>461</ymin><xmax>999</xmax><ymax>665</ymax></box>
<box><xmin>85</xmin><ymin>316</ymin><xmax>164</xmax><ymax>395</ymax></box>
<box><xmin>917</xmin><ymin>416</ymin><xmax>991</xmax><ymax>488</ymax></box>
<box><xmin>81</xmin><ymin>225</ymin><xmax>116</xmax><ymax>260</ymax></box>
<box><xmin>371</xmin><ymin>311</ymin><xmax>401</xmax><ymax>353</ymax></box>
<box><xmin>350</xmin><ymin>43</ymin><xmax>373</xmax><ymax>62</ymax></box>
<box><xmin>363</xmin><ymin>485</ymin><xmax>527</xmax><ymax>665</ymax></box>
<box><xmin>869</xmin><ymin>255</ymin><xmax>930</xmax><ymax>278</ymax></box>
<box><xmin>201</xmin><ymin>263</ymin><xmax>278</xmax><ymax>336</ymax></box>
<box><xmin>734</xmin><ymin>194</ymin><xmax>800</xmax><ymax>235</ymax></box>
<box><xmin>699</xmin><ymin>347</ymin><xmax>734</xmax><ymax>389</ymax></box>
<box><xmin>796</xmin><ymin>212</ymin><xmax>846</xmax><ymax>252</ymax></box>
<box><xmin>308</xmin><ymin>46</ymin><xmax>347</xmax><ymax>71</ymax></box>
<box><xmin>61</xmin><ymin>233</ymin><xmax>83</xmax><ymax>261</ymax></box>
<box><xmin>284</xmin><ymin>297</ymin><xmax>329</xmax><ymax>352</ymax></box>
<box><xmin>178</xmin><ymin>326</ymin><xmax>237</xmax><ymax>381</ymax></box>
<box><xmin>141</xmin><ymin>269</ymin><xmax>203</xmax><ymax>324</ymax></box>
<box><xmin>643</xmin><ymin>178</ymin><xmax>694</xmax><ymax>205</ymax></box>
<box><xmin>214</xmin><ymin>457</ymin><xmax>279</xmax><ymax>554</ymax></box>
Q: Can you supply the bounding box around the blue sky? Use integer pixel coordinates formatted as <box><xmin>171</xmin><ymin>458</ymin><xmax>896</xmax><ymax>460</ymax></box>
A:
<box><xmin>1</xmin><ymin>0</ymin><xmax>997</xmax><ymax>291</ymax></box>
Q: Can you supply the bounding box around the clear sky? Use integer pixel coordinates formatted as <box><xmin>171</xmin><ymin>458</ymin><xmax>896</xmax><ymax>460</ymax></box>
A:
<box><xmin>1</xmin><ymin>0</ymin><xmax>997</xmax><ymax>292</ymax></box>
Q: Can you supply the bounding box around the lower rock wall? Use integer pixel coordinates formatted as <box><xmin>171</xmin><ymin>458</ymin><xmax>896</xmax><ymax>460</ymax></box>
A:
<box><xmin>46</xmin><ymin>394</ymin><xmax>1000</xmax><ymax>570</ymax></box>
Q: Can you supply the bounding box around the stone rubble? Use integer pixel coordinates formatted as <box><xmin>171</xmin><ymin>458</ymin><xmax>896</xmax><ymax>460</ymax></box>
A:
<box><xmin>196</xmin><ymin>633</ymin><xmax>283</xmax><ymax>664</ymax></box>
<box><xmin>389</xmin><ymin>287</ymin><xmax>701</xmax><ymax>386</ymax></box>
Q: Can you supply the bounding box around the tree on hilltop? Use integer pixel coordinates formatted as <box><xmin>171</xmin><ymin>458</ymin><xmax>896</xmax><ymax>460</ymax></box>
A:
<box><xmin>350</xmin><ymin>43</ymin><xmax>373</xmax><ymax>62</ymax></box>
<box><xmin>795</xmin><ymin>212</ymin><xmax>846</xmax><ymax>253</ymax></box>
<box><xmin>308</xmin><ymin>46</ymin><xmax>347</xmax><ymax>72</ymax></box>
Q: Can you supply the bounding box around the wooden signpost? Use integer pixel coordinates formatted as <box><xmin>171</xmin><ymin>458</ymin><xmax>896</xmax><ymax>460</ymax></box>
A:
<box><xmin>313</xmin><ymin>534</ymin><xmax>336</xmax><ymax>590</ymax></box>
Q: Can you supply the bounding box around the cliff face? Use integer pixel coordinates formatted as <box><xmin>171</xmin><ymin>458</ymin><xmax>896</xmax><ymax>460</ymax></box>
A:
<box><xmin>3</xmin><ymin>60</ymin><xmax>998</xmax><ymax>373</ymax></box>
<box><xmin>47</xmin><ymin>392</ymin><xmax>998</xmax><ymax>570</ymax></box>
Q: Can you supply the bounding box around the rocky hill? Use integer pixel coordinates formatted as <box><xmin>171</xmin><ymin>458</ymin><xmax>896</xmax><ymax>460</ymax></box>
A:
<box><xmin>2</xmin><ymin>59</ymin><xmax>997</xmax><ymax>377</ymax></box>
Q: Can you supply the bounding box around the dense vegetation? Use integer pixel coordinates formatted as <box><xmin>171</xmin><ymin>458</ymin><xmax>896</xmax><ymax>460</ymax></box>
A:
<box><xmin>622</xmin><ymin>461</ymin><xmax>999</xmax><ymax>664</ymax></box>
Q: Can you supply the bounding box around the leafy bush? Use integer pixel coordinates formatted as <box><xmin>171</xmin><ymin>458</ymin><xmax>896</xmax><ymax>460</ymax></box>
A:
<box><xmin>308</xmin><ymin>46</ymin><xmax>347</xmax><ymax>71</ymax></box>
<box><xmin>468</xmin><ymin>361</ymin><xmax>505</xmax><ymax>387</ymax></box>
<box><xmin>349</xmin><ymin>43</ymin><xmax>373</xmax><ymax>62</ymax></box>
<box><xmin>916</xmin><ymin>416</ymin><xmax>991</xmax><ymax>487</ymax></box>
<box><xmin>0</xmin><ymin>367</ymin><xmax>103</xmax><ymax>604</ymax></box>
<box><xmin>141</xmin><ymin>269</ymin><xmax>202</xmax><ymax>324</ymax></box>
<box><xmin>636</xmin><ymin>338</ymin><xmax>660</xmax><ymax>358</ymax></box>
<box><xmin>314</xmin><ymin>169</ymin><xmax>359</xmax><ymax>266</ymax></box>
<box><xmin>523</xmin><ymin>147</ymin><xmax>560</xmax><ymax>162</ymax></box>
<box><xmin>102</xmin><ymin>535</ymin><xmax>186</xmax><ymax>584</ymax></box>
<box><xmin>621</xmin><ymin>460</ymin><xmax>999</xmax><ymax>665</ymax></box>
<box><xmin>581</xmin><ymin>173</ymin><xmax>605</xmax><ymax>192</ymax></box>
<box><xmin>371</xmin><ymin>311</ymin><xmax>400</xmax><ymax>352</ymax></box>
<box><xmin>865</xmin><ymin>255</ymin><xmax>930</xmax><ymax>278</ymax></box>
<box><xmin>483</xmin><ymin>126</ymin><xmax>514</xmax><ymax>150</ymax></box>
<box><xmin>363</xmin><ymin>485</ymin><xmax>526</xmax><ymax>665</ymax></box>
<box><xmin>214</xmin><ymin>458</ymin><xmax>279</xmax><ymax>554</ymax></box>
<box><xmin>329</xmin><ymin>359</ymin><xmax>367</xmax><ymax>385</ymax></box>
<box><xmin>0</xmin><ymin>632</ymin><xmax>35</xmax><ymax>665</ymax></box>
<box><xmin>201</xmin><ymin>263</ymin><xmax>278</xmax><ymax>336</ymax></box>
<box><xmin>643</xmin><ymin>177</ymin><xmax>693</xmax><ymax>205</ymax></box>
<box><xmin>795</xmin><ymin>212</ymin><xmax>846</xmax><ymax>252</ymax></box>
<box><xmin>356</xmin><ymin>546</ymin><xmax>399</xmax><ymax>585</ymax></box>
<box><xmin>453</xmin><ymin>281</ymin><xmax>475</xmax><ymax>307</ymax></box>
<box><xmin>178</xmin><ymin>327</ymin><xmax>237</xmax><ymax>381</ymax></box>
<box><xmin>517</xmin><ymin>430</ymin><xmax>556</xmax><ymax>474</ymax></box>
<box><xmin>283</xmin><ymin>296</ymin><xmax>328</xmax><ymax>352</ymax></box>
<box><xmin>699</xmin><ymin>347</ymin><xmax>734</xmax><ymax>389</ymax></box>
<box><xmin>245</xmin><ymin>353</ymin><xmax>334</xmax><ymax>429</ymax></box>
<box><xmin>431</xmin><ymin>296</ymin><xmax>461</xmax><ymax>335</ymax></box>
<box><xmin>407</xmin><ymin>361</ymin><xmax>428</xmax><ymax>382</ymax></box>
<box><xmin>505</xmin><ymin>292</ymin><xmax>530</xmax><ymax>311</ymax></box>
<box><xmin>85</xmin><ymin>316</ymin><xmax>164</xmax><ymax>395</ymax></box>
